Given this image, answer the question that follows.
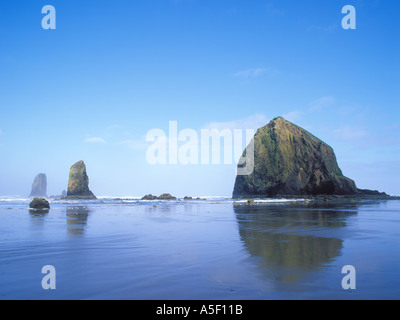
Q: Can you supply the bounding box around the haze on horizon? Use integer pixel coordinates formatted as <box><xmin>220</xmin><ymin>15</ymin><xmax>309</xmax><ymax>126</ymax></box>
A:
<box><xmin>0</xmin><ymin>1</ymin><xmax>399</xmax><ymax>197</ymax></box>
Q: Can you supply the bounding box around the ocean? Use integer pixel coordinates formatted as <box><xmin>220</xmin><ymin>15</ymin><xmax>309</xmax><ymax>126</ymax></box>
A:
<box><xmin>1</xmin><ymin>196</ymin><xmax>399</xmax><ymax>300</ymax></box>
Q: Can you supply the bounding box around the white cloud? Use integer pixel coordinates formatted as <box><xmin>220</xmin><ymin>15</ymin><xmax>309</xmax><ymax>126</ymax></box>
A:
<box><xmin>118</xmin><ymin>137</ymin><xmax>148</xmax><ymax>150</ymax></box>
<box><xmin>106</xmin><ymin>124</ymin><xmax>124</xmax><ymax>132</ymax></box>
<box><xmin>84</xmin><ymin>137</ymin><xmax>107</xmax><ymax>144</ymax></box>
<box><xmin>234</xmin><ymin>68</ymin><xmax>279</xmax><ymax>79</ymax></box>
<box><xmin>204</xmin><ymin>114</ymin><xmax>269</xmax><ymax>131</ymax></box>
<box><xmin>309</xmin><ymin>96</ymin><xmax>335</xmax><ymax>111</ymax></box>
<box><xmin>265</xmin><ymin>2</ymin><xmax>284</xmax><ymax>16</ymax></box>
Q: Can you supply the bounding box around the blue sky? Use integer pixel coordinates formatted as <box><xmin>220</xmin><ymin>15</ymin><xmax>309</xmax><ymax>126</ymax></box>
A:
<box><xmin>0</xmin><ymin>0</ymin><xmax>399</xmax><ymax>196</ymax></box>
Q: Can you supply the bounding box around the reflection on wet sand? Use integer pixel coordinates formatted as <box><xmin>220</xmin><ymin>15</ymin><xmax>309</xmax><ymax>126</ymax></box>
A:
<box><xmin>144</xmin><ymin>204</ymin><xmax>173</xmax><ymax>213</ymax></box>
<box><xmin>29</xmin><ymin>209</ymin><xmax>49</xmax><ymax>228</ymax></box>
<box><xmin>235</xmin><ymin>203</ymin><xmax>358</xmax><ymax>284</ymax></box>
<box><xmin>29</xmin><ymin>209</ymin><xmax>49</xmax><ymax>218</ymax></box>
<box><xmin>66</xmin><ymin>206</ymin><xmax>90</xmax><ymax>235</ymax></box>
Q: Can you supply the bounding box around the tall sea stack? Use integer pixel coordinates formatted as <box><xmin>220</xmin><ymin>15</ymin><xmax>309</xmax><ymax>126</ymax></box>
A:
<box><xmin>233</xmin><ymin>117</ymin><xmax>358</xmax><ymax>198</ymax></box>
<box><xmin>66</xmin><ymin>160</ymin><xmax>97</xmax><ymax>199</ymax></box>
<box><xmin>30</xmin><ymin>173</ymin><xmax>47</xmax><ymax>197</ymax></box>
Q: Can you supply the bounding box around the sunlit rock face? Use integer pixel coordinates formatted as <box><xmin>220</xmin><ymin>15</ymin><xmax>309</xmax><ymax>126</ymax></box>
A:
<box><xmin>66</xmin><ymin>160</ymin><xmax>96</xmax><ymax>199</ymax></box>
<box><xmin>233</xmin><ymin>117</ymin><xmax>358</xmax><ymax>198</ymax></box>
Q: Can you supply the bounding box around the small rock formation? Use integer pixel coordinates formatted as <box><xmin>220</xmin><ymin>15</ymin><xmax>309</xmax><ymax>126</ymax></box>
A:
<box><xmin>30</xmin><ymin>173</ymin><xmax>47</xmax><ymax>197</ymax></box>
<box><xmin>246</xmin><ymin>199</ymin><xmax>255</xmax><ymax>205</ymax></box>
<box><xmin>157</xmin><ymin>193</ymin><xmax>177</xmax><ymax>200</ymax></box>
<box><xmin>141</xmin><ymin>194</ymin><xmax>158</xmax><ymax>200</ymax></box>
<box><xmin>141</xmin><ymin>193</ymin><xmax>177</xmax><ymax>200</ymax></box>
<box><xmin>233</xmin><ymin>117</ymin><xmax>358</xmax><ymax>198</ymax></box>
<box><xmin>66</xmin><ymin>160</ymin><xmax>97</xmax><ymax>199</ymax></box>
<box><xmin>357</xmin><ymin>189</ymin><xmax>388</xmax><ymax>196</ymax></box>
<box><xmin>29</xmin><ymin>198</ymin><xmax>50</xmax><ymax>209</ymax></box>
<box><xmin>57</xmin><ymin>190</ymin><xmax>68</xmax><ymax>200</ymax></box>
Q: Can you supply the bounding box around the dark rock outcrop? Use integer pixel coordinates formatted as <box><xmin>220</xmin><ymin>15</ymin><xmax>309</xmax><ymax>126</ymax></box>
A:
<box><xmin>66</xmin><ymin>161</ymin><xmax>96</xmax><ymax>199</ymax></box>
<box><xmin>30</xmin><ymin>173</ymin><xmax>47</xmax><ymax>197</ymax></box>
<box><xmin>157</xmin><ymin>193</ymin><xmax>177</xmax><ymax>200</ymax></box>
<box><xmin>29</xmin><ymin>197</ymin><xmax>50</xmax><ymax>209</ymax></box>
<box><xmin>141</xmin><ymin>194</ymin><xmax>158</xmax><ymax>200</ymax></box>
<box><xmin>357</xmin><ymin>189</ymin><xmax>388</xmax><ymax>196</ymax></box>
<box><xmin>183</xmin><ymin>196</ymin><xmax>206</xmax><ymax>200</ymax></box>
<box><xmin>233</xmin><ymin>117</ymin><xmax>358</xmax><ymax>198</ymax></box>
<box><xmin>141</xmin><ymin>193</ymin><xmax>177</xmax><ymax>200</ymax></box>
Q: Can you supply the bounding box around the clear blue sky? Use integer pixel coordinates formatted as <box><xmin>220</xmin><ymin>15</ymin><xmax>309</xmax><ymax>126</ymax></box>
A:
<box><xmin>0</xmin><ymin>0</ymin><xmax>399</xmax><ymax>196</ymax></box>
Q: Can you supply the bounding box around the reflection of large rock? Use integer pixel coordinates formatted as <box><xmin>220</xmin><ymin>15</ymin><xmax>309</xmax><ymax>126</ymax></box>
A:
<box><xmin>233</xmin><ymin>117</ymin><xmax>358</xmax><ymax>198</ymax></box>
<box><xmin>234</xmin><ymin>204</ymin><xmax>349</xmax><ymax>284</ymax></box>
<box><xmin>66</xmin><ymin>206</ymin><xmax>90</xmax><ymax>235</ymax></box>
<box><xmin>30</xmin><ymin>173</ymin><xmax>47</xmax><ymax>197</ymax></box>
<box><xmin>66</xmin><ymin>161</ymin><xmax>96</xmax><ymax>199</ymax></box>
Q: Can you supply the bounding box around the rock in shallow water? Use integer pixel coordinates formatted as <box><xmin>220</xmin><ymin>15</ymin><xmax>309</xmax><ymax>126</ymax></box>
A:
<box><xmin>141</xmin><ymin>194</ymin><xmax>158</xmax><ymax>200</ymax></box>
<box><xmin>233</xmin><ymin>117</ymin><xmax>358</xmax><ymax>198</ymax></box>
<box><xmin>157</xmin><ymin>193</ymin><xmax>177</xmax><ymax>200</ymax></box>
<box><xmin>30</xmin><ymin>173</ymin><xmax>47</xmax><ymax>197</ymax></box>
<box><xmin>29</xmin><ymin>198</ymin><xmax>50</xmax><ymax>209</ymax></box>
<box><xmin>66</xmin><ymin>160</ymin><xmax>97</xmax><ymax>199</ymax></box>
<box><xmin>141</xmin><ymin>193</ymin><xmax>177</xmax><ymax>200</ymax></box>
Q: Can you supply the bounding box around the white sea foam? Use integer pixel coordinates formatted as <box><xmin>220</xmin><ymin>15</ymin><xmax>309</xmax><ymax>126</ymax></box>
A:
<box><xmin>0</xmin><ymin>196</ymin><xmax>31</xmax><ymax>202</ymax></box>
<box><xmin>97</xmin><ymin>196</ymin><xmax>142</xmax><ymax>200</ymax></box>
<box><xmin>0</xmin><ymin>195</ymin><xmax>307</xmax><ymax>206</ymax></box>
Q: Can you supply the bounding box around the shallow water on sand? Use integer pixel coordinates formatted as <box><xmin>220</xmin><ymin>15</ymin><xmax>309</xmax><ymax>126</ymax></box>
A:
<box><xmin>1</xmin><ymin>197</ymin><xmax>400</xmax><ymax>299</ymax></box>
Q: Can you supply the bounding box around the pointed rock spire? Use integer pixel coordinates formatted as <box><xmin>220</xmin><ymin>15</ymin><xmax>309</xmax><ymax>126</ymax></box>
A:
<box><xmin>66</xmin><ymin>160</ymin><xmax>96</xmax><ymax>199</ymax></box>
